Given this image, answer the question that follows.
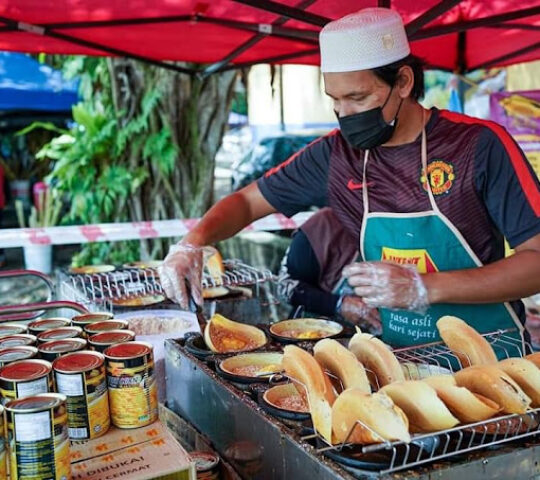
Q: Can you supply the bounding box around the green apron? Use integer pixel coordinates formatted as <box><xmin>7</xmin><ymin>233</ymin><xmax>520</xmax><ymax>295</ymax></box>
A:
<box><xmin>340</xmin><ymin>117</ymin><xmax>524</xmax><ymax>350</ymax></box>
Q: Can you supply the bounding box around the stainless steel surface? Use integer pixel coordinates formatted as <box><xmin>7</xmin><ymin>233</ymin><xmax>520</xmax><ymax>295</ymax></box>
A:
<box><xmin>159</xmin><ymin>404</ymin><xmax>243</xmax><ymax>480</ymax></box>
<box><xmin>0</xmin><ymin>269</ymin><xmax>55</xmax><ymax>299</ymax></box>
<box><xmin>165</xmin><ymin>330</ymin><xmax>540</xmax><ymax>480</ymax></box>
<box><xmin>0</xmin><ymin>300</ymin><xmax>88</xmax><ymax>322</ymax></box>
<box><xmin>165</xmin><ymin>339</ymin><xmax>357</xmax><ymax>480</ymax></box>
<box><xmin>0</xmin><ymin>269</ymin><xmax>55</xmax><ymax>320</ymax></box>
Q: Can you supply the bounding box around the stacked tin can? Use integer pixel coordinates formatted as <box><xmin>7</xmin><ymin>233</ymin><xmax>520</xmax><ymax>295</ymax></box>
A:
<box><xmin>5</xmin><ymin>393</ymin><xmax>71</xmax><ymax>480</ymax></box>
<box><xmin>0</xmin><ymin>404</ymin><xmax>6</xmax><ymax>479</ymax></box>
<box><xmin>104</xmin><ymin>341</ymin><xmax>158</xmax><ymax>428</ymax></box>
<box><xmin>53</xmin><ymin>350</ymin><xmax>111</xmax><ymax>440</ymax></box>
<box><xmin>0</xmin><ymin>309</ymin><xmax>155</xmax><ymax>478</ymax></box>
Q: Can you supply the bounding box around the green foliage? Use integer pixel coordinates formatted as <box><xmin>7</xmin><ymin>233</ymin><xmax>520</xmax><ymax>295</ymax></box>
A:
<box><xmin>70</xmin><ymin>240</ymin><xmax>140</xmax><ymax>267</ymax></box>
<box><xmin>0</xmin><ymin>129</ymin><xmax>57</xmax><ymax>181</ymax></box>
<box><xmin>142</xmin><ymin>129</ymin><xmax>177</xmax><ymax>175</ymax></box>
<box><xmin>231</xmin><ymin>90</ymin><xmax>247</xmax><ymax>116</ymax></box>
<box><xmin>32</xmin><ymin>55</ymin><xmax>236</xmax><ymax>266</ymax></box>
<box><xmin>32</xmin><ymin>56</ymin><xmax>176</xmax><ymax>265</ymax></box>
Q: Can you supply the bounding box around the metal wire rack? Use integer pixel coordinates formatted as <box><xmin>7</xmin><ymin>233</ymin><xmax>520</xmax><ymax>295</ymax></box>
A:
<box><xmin>59</xmin><ymin>260</ymin><xmax>276</xmax><ymax>311</ymax></box>
<box><xmin>392</xmin><ymin>329</ymin><xmax>527</xmax><ymax>373</ymax></box>
<box><xmin>288</xmin><ymin>329</ymin><xmax>540</xmax><ymax>474</ymax></box>
<box><xmin>309</xmin><ymin>408</ymin><xmax>540</xmax><ymax>474</ymax></box>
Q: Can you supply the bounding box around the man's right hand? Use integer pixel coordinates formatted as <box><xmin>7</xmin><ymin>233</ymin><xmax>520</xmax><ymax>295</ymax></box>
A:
<box><xmin>339</xmin><ymin>295</ymin><xmax>382</xmax><ymax>336</ymax></box>
<box><xmin>157</xmin><ymin>182</ymin><xmax>277</xmax><ymax>309</ymax></box>
<box><xmin>158</xmin><ymin>243</ymin><xmax>204</xmax><ymax>310</ymax></box>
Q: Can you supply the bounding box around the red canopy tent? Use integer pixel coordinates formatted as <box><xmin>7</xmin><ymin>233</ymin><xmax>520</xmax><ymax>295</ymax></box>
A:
<box><xmin>0</xmin><ymin>1</ymin><xmax>538</xmax><ymax>75</ymax></box>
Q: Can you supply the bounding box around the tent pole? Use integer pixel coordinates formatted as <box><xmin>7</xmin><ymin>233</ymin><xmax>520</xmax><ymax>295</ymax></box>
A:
<box><xmin>487</xmin><ymin>23</ymin><xmax>540</xmax><ymax>32</ymax></box>
<box><xmin>0</xmin><ymin>15</ymin><xmax>319</xmax><ymax>46</ymax></box>
<box><xmin>25</xmin><ymin>15</ymin><xmax>193</xmax><ymax>30</ymax></box>
<box><xmin>0</xmin><ymin>16</ymin><xmax>197</xmax><ymax>75</ymax></box>
<box><xmin>231</xmin><ymin>0</ymin><xmax>330</xmax><ymax>27</ymax></box>
<box><xmin>202</xmin><ymin>0</ymin><xmax>318</xmax><ymax>76</ymax></box>
<box><xmin>471</xmin><ymin>41</ymin><xmax>540</xmax><ymax>71</ymax></box>
<box><xmin>411</xmin><ymin>6</ymin><xmax>540</xmax><ymax>40</ymax></box>
<box><xmin>456</xmin><ymin>31</ymin><xmax>467</xmax><ymax>108</ymax></box>
<box><xmin>279</xmin><ymin>65</ymin><xmax>285</xmax><ymax>132</ymax></box>
<box><xmin>196</xmin><ymin>16</ymin><xmax>318</xmax><ymax>44</ymax></box>
<box><xmin>213</xmin><ymin>48</ymin><xmax>320</xmax><ymax>73</ymax></box>
<box><xmin>406</xmin><ymin>0</ymin><xmax>465</xmax><ymax>36</ymax></box>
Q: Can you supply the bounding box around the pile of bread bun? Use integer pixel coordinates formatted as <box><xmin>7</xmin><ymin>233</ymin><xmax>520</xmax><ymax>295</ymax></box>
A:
<box><xmin>281</xmin><ymin>315</ymin><xmax>540</xmax><ymax>445</ymax></box>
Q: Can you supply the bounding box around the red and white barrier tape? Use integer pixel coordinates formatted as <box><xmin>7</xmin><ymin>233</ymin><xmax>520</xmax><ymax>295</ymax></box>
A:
<box><xmin>0</xmin><ymin>212</ymin><xmax>314</xmax><ymax>248</ymax></box>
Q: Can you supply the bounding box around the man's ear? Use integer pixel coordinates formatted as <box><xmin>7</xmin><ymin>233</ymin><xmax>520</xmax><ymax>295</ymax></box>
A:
<box><xmin>396</xmin><ymin>65</ymin><xmax>414</xmax><ymax>99</ymax></box>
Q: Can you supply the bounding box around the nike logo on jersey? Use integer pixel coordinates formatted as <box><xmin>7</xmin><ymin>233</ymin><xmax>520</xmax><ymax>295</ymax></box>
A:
<box><xmin>347</xmin><ymin>179</ymin><xmax>375</xmax><ymax>190</ymax></box>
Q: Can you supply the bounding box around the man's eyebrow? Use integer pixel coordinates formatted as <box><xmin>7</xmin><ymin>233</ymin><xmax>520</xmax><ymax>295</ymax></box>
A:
<box><xmin>325</xmin><ymin>90</ymin><xmax>369</xmax><ymax>99</ymax></box>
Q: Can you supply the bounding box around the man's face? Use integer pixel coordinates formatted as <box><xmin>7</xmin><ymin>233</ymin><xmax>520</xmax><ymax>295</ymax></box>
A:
<box><xmin>324</xmin><ymin>70</ymin><xmax>396</xmax><ymax>121</ymax></box>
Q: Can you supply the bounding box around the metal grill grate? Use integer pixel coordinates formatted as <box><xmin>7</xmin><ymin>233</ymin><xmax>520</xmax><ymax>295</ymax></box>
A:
<box><xmin>59</xmin><ymin>260</ymin><xmax>276</xmax><ymax>311</ymax></box>
<box><xmin>309</xmin><ymin>409</ymin><xmax>540</xmax><ymax>474</ymax></box>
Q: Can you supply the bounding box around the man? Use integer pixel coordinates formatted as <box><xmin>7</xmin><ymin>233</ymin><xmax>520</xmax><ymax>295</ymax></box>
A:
<box><xmin>160</xmin><ymin>8</ymin><xmax>540</xmax><ymax>348</ymax></box>
<box><xmin>278</xmin><ymin>207</ymin><xmax>381</xmax><ymax>334</ymax></box>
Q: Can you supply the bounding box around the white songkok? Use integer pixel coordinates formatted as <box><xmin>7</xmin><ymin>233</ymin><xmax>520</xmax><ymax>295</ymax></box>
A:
<box><xmin>320</xmin><ymin>8</ymin><xmax>410</xmax><ymax>73</ymax></box>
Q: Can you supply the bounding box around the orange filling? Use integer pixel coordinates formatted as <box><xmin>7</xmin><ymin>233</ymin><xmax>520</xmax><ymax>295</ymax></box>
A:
<box><xmin>211</xmin><ymin>330</ymin><xmax>256</xmax><ymax>352</ymax></box>
<box><xmin>229</xmin><ymin>364</ymin><xmax>280</xmax><ymax>377</ymax></box>
<box><xmin>229</xmin><ymin>365</ymin><xmax>261</xmax><ymax>377</ymax></box>
<box><xmin>273</xmin><ymin>395</ymin><xmax>308</xmax><ymax>412</ymax></box>
<box><xmin>279</xmin><ymin>329</ymin><xmax>327</xmax><ymax>340</ymax></box>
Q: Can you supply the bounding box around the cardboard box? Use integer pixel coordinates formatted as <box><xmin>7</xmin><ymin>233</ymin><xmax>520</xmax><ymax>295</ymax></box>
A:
<box><xmin>71</xmin><ymin>421</ymin><xmax>171</xmax><ymax>462</ymax></box>
<box><xmin>71</xmin><ymin>421</ymin><xmax>195</xmax><ymax>480</ymax></box>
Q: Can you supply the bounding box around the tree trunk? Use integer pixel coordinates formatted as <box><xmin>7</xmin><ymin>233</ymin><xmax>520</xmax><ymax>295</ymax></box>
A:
<box><xmin>107</xmin><ymin>59</ymin><xmax>236</xmax><ymax>218</ymax></box>
<box><xmin>106</xmin><ymin>60</ymin><xmax>237</xmax><ymax>257</ymax></box>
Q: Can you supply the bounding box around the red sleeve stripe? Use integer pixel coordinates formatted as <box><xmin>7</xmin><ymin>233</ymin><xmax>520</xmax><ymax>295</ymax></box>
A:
<box><xmin>440</xmin><ymin>109</ymin><xmax>540</xmax><ymax>216</ymax></box>
<box><xmin>264</xmin><ymin>129</ymin><xmax>339</xmax><ymax>178</ymax></box>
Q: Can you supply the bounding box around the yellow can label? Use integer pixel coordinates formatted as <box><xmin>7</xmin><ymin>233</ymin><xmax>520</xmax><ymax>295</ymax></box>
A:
<box><xmin>0</xmin><ymin>409</ymin><xmax>4</xmax><ymax>440</ymax></box>
<box><xmin>0</xmin><ymin>443</ymin><xmax>6</xmax><ymax>480</ymax></box>
<box><xmin>55</xmin><ymin>366</ymin><xmax>110</xmax><ymax>440</ymax></box>
<box><xmin>8</xmin><ymin>403</ymin><xmax>72</xmax><ymax>480</ymax></box>
<box><xmin>107</xmin><ymin>360</ymin><xmax>158</xmax><ymax>428</ymax></box>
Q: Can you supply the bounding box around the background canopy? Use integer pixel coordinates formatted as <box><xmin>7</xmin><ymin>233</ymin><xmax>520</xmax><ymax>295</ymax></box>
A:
<box><xmin>0</xmin><ymin>1</ymin><xmax>538</xmax><ymax>75</ymax></box>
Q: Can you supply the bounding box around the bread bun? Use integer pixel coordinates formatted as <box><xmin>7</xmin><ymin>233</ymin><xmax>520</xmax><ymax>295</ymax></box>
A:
<box><xmin>282</xmin><ymin>345</ymin><xmax>334</xmax><ymax>443</ymax></box>
<box><xmin>203</xmin><ymin>286</ymin><xmax>230</xmax><ymax>299</ymax></box>
<box><xmin>332</xmin><ymin>389</ymin><xmax>410</xmax><ymax>444</ymax></box>
<box><xmin>380</xmin><ymin>380</ymin><xmax>459</xmax><ymax>432</ymax></box>
<box><xmin>348</xmin><ymin>332</ymin><xmax>404</xmax><ymax>389</ymax></box>
<box><xmin>203</xmin><ymin>246</ymin><xmax>225</xmax><ymax>281</ymax></box>
<box><xmin>525</xmin><ymin>352</ymin><xmax>540</xmax><ymax>369</ymax></box>
<box><xmin>498</xmin><ymin>358</ymin><xmax>540</xmax><ymax>407</ymax></box>
<box><xmin>314</xmin><ymin>339</ymin><xmax>371</xmax><ymax>394</ymax></box>
<box><xmin>423</xmin><ymin>375</ymin><xmax>500</xmax><ymax>423</ymax></box>
<box><xmin>454</xmin><ymin>365</ymin><xmax>531</xmax><ymax>414</ymax></box>
<box><xmin>436</xmin><ymin>316</ymin><xmax>497</xmax><ymax>367</ymax></box>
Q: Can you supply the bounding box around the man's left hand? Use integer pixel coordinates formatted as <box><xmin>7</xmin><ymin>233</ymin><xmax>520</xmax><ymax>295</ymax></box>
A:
<box><xmin>342</xmin><ymin>261</ymin><xmax>429</xmax><ymax>313</ymax></box>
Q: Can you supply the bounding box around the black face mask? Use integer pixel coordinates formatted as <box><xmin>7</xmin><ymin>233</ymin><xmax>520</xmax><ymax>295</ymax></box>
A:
<box><xmin>336</xmin><ymin>88</ymin><xmax>403</xmax><ymax>150</ymax></box>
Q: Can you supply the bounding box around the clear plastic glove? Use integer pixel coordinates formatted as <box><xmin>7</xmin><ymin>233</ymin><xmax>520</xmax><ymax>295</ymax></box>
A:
<box><xmin>342</xmin><ymin>261</ymin><xmax>429</xmax><ymax>314</ymax></box>
<box><xmin>158</xmin><ymin>243</ymin><xmax>204</xmax><ymax>309</ymax></box>
<box><xmin>338</xmin><ymin>295</ymin><xmax>382</xmax><ymax>336</ymax></box>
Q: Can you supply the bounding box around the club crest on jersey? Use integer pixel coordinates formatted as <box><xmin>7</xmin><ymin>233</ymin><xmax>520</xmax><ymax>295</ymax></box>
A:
<box><xmin>420</xmin><ymin>160</ymin><xmax>455</xmax><ymax>195</ymax></box>
<box><xmin>381</xmin><ymin>247</ymin><xmax>439</xmax><ymax>274</ymax></box>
